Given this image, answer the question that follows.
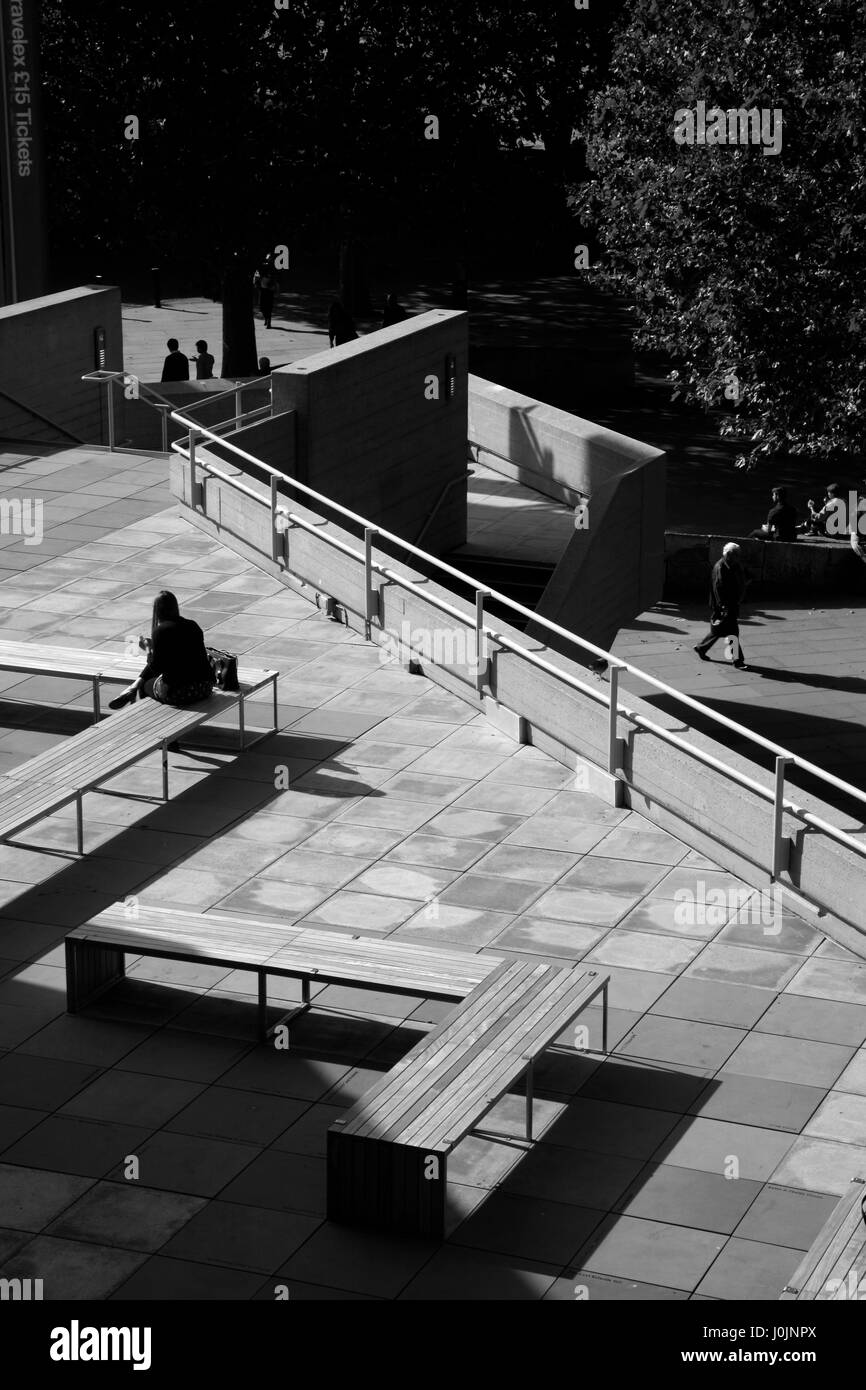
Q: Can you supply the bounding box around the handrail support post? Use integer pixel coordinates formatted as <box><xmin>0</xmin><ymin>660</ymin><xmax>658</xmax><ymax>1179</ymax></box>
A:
<box><xmin>364</xmin><ymin>529</ymin><xmax>378</xmax><ymax>639</ymax></box>
<box><xmin>773</xmin><ymin>755</ymin><xmax>793</xmax><ymax>879</ymax></box>
<box><xmin>475</xmin><ymin>590</ymin><xmax>489</xmax><ymax>696</ymax></box>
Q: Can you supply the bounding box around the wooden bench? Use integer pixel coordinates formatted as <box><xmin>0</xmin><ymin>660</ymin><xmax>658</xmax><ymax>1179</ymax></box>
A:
<box><xmin>0</xmin><ymin>639</ymin><xmax>278</xmax><ymax>749</ymax></box>
<box><xmin>1</xmin><ymin>693</ymin><xmax>255</xmax><ymax>853</ymax></box>
<box><xmin>327</xmin><ymin>958</ymin><xmax>609</xmax><ymax>1238</ymax></box>
<box><xmin>66</xmin><ymin>904</ymin><xmax>505</xmax><ymax>1038</ymax></box>
<box><xmin>780</xmin><ymin>1176</ymin><xmax>866</xmax><ymax>1300</ymax></box>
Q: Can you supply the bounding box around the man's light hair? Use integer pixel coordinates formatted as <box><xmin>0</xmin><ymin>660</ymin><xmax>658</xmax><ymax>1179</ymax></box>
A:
<box><xmin>722</xmin><ymin>542</ymin><xmax>741</xmax><ymax>557</ymax></box>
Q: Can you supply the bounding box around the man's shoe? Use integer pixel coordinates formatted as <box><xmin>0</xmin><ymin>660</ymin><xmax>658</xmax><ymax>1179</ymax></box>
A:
<box><xmin>733</xmin><ymin>662</ymin><xmax>748</xmax><ymax>670</ymax></box>
<box><xmin>694</xmin><ymin>646</ymin><xmax>710</xmax><ymax>662</ymax></box>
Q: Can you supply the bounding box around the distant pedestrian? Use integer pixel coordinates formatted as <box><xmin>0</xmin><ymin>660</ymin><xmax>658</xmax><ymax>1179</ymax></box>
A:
<box><xmin>258</xmin><ymin>357</ymin><xmax>271</xmax><ymax>373</ymax></box>
<box><xmin>382</xmin><ymin>293</ymin><xmax>408</xmax><ymax>328</ymax></box>
<box><xmin>253</xmin><ymin>262</ymin><xmax>279</xmax><ymax>329</ymax></box>
<box><xmin>328</xmin><ymin>297</ymin><xmax>358</xmax><ymax>347</ymax></box>
<box><xmin>749</xmin><ymin>485</ymin><xmax>797</xmax><ymax>541</ymax></box>
<box><xmin>694</xmin><ymin>542</ymin><xmax>749</xmax><ymax>669</ymax></box>
<box><xmin>160</xmin><ymin>338</ymin><xmax>189</xmax><ymax>382</ymax></box>
<box><xmin>190</xmin><ymin>340</ymin><xmax>214</xmax><ymax>380</ymax></box>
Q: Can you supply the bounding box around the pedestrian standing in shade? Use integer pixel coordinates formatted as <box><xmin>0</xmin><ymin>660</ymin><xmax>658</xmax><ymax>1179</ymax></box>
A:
<box><xmin>328</xmin><ymin>297</ymin><xmax>358</xmax><ymax>347</ymax></box>
<box><xmin>190</xmin><ymin>340</ymin><xmax>215</xmax><ymax>380</ymax></box>
<box><xmin>253</xmin><ymin>261</ymin><xmax>279</xmax><ymax>330</ymax></box>
<box><xmin>160</xmin><ymin>338</ymin><xmax>189</xmax><ymax>382</ymax></box>
<box><xmin>694</xmin><ymin>542</ymin><xmax>749</xmax><ymax>669</ymax></box>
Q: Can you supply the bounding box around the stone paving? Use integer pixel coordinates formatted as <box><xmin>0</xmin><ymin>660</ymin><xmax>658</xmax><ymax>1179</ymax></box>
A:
<box><xmin>611</xmin><ymin>598</ymin><xmax>866</xmax><ymax>806</ymax></box>
<box><xmin>0</xmin><ymin>443</ymin><xmax>863</xmax><ymax>1301</ymax></box>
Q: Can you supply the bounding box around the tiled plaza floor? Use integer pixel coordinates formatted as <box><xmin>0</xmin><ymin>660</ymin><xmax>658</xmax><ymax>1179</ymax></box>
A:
<box><xmin>0</xmin><ymin>443</ymin><xmax>863</xmax><ymax>1301</ymax></box>
<box><xmin>611</xmin><ymin>598</ymin><xmax>866</xmax><ymax>805</ymax></box>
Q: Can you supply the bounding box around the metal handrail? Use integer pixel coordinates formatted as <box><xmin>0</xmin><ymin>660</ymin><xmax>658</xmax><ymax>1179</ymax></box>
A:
<box><xmin>165</xmin><ymin>407</ymin><xmax>866</xmax><ymax>885</ymax></box>
<box><xmin>0</xmin><ymin>385</ymin><xmax>85</xmax><ymax>444</ymax></box>
<box><xmin>82</xmin><ymin>370</ymin><xmax>272</xmax><ymax>453</ymax></box>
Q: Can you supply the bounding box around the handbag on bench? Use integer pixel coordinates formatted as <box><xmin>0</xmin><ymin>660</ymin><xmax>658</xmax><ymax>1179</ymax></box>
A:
<box><xmin>206</xmin><ymin>647</ymin><xmax>240</xmax><ymax>692</ymax></box>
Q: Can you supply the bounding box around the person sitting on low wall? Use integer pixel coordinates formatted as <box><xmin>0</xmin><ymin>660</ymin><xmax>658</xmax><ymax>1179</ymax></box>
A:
<box><xmin>799</xmin><ymin>483</ymin><xmax>843</xmax><ymax>536</ymax></box>
<box><xmin>749</xmin><ymin>485</ymin><xmax>798</xmax><ymax>541</ymax></box>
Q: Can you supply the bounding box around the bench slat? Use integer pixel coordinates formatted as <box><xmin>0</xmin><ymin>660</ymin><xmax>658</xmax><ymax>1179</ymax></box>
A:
<box><xmin>781</xmin><ymin>1178</ymin><xmax>866</xmax><ymax>1299</ymax></box>
<box><xmin>339</xmin><ymin>961</ymin><xmax>545</xmax><ymax>1140</ymax></box>
<box><xmin>388</xmin><ymin>966</ymin><xmax>589</xmax><ymax>1148</ymax></box>
<box><xmin>0</xmin><ymin>638</ymin><xmax>274</xmax><ymax>695</ymax></box>
<box><xmin>0</xmin><ymin>777</ymin><xmax>80</xmax><ymax>837</ymax></box>
<box><xmin>70</xmin><ymin>906</ymin><xmax>502</xmax><ymax>997</ymax></box>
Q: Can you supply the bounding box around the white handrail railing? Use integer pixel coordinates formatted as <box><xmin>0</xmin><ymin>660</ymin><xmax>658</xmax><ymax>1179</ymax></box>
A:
<box><xmin>165</xmin><ymin>405</ymin><xmax>866</xmax><ymax>885</ymax></box>
<box><xmin>61</xmin><ymin>398</ymin><xmax>822</xmax><ymax>914</ymax></box>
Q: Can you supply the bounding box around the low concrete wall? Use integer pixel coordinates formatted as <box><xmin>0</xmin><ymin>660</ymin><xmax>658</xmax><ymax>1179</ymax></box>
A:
<box><xmin>0</xmin><ymin>285</ymin><xmax>123</xmax><ymax>444</ymax></box>
<box><xmin>170</xmin><ymin>457</ymin><xmax>866</xmax><ymax>952</ymax></box>
<box><xmin>272</xmin><ymin>310</ymin><xmax>468</xmax><ymax>554</ymax></box>
<box><xmin>666</xmin><ymin>532</ymin><xmax>866</xmax><ymax>599</ymax></box>
<box><xmin>468</xmin><ymin>376</ymin><xmax>666</xmax><ymax>657</ymax></box>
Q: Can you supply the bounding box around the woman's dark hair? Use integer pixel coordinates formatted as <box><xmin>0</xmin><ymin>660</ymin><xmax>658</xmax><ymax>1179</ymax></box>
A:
<box><xmin>152</xmin><ymin>590</ymin><xmax>180</xmax><ymax>641</ymax></box>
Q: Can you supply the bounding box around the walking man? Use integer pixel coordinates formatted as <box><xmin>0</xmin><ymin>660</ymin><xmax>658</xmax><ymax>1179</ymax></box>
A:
<box><xmin>694</xmin><ymin>542</ymin><xmax>749</xmax><ymax>669</ymax></box>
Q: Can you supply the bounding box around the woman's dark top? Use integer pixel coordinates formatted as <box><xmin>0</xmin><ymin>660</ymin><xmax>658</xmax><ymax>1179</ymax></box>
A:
<box><xmin>765</xmin><ymin>501</ymin><xmax>797</xmax><ymax>541</ymax></box>
<box><xmin>140</xmin><ymin>618</ymin><xmax>212</xmax><ymax>688</ymax></box>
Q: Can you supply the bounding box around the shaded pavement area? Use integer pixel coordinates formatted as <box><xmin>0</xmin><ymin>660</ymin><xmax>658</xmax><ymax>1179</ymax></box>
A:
<box><xmin>0</xmin><ymin>444</ymin><xmax>863</xmax><ymax>1300</ymax></box>
<box><xmin>611</xmin><ymin>599</ymin><xmax>866</xmax><ymax>817</ymax></box>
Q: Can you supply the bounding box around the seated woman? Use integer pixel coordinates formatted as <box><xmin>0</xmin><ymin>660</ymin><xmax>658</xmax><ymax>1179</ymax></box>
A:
<box><xmin>109</xmin><ymin>591</ymin><xmax>214</xmax><ymax>710</ymax></box>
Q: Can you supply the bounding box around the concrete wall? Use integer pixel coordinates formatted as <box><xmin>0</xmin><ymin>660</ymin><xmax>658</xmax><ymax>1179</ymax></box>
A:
<box><xmin>0</xmin><ymin>285</ymin><xmax>122</xmax><ymax>444</ymax></box>
<box><xmin>535</xmin><ymin>454</ymin><xmax>667</xmax><ymax>655</ymax></box>
<box><xmin>468</xmin><ymin>377</ymin><xmax>666</xmax><ymax>658</ymax></box>
<box><xmin>666</xmin><ymin>532</ymin><xmax>866</xmax><ymax>600</ymax></box>
<box><xmin>169</xmin><ymin>456</ymin><xmax>866</xmax><ymax>950</ymax></box>
<box><xmin>271</xmin><ymin>310</ymin><xmax>468</xmax><ymax>553</ymax></box>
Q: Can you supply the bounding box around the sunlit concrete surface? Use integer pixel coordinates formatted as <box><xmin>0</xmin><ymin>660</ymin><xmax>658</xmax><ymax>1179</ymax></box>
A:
<box><xmin>0</xmin><ymin>444</ymin><xmax>863</xmax><ymax>1301</ymax></box>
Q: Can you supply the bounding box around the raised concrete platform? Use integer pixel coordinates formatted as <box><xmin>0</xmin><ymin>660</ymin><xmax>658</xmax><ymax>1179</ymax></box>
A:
<box><xmin>666</xmin><ymin>532</ymin><xmax>866</xmax><ymax>600</ymax></box>
<box><xmin>0</xmin><ymin>444</ymin><xmax>862</xmax><ymax>1301</ymax></box>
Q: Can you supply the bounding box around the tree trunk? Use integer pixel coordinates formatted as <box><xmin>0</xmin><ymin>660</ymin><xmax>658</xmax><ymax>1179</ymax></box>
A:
<box><xmin>221</xmin><ymin>259</ymin><xmax>258</xmax><ymax>376</ymax></box>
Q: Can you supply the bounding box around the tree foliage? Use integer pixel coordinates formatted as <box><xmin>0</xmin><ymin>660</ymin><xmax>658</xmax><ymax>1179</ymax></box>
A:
<box><xmin>39</xmin><ymin>1</ymin><xmax>621</xmax><ymax>276</ymax></box>
<box><xmin>572</xmin><ymin>0</ymin><xmax>866</xmax><ymax>469</ymax></box>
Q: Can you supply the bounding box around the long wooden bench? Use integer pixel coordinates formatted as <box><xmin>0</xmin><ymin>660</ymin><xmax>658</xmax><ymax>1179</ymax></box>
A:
<box><xmin>780</xmin><ymin>1176</ymin><xmax>866</xmax><ymax>1300</ymax></box>
<box><xmin>0</xmin><ymin>639</ymin><xmax>278</xmax><ymax>749</ymax></box>
<box><xmin>1</xmin><ymin>693</ymin><xmax>256</xmax><ymax>853</ymax></box>
<box><xmin>66</xmin><ymin>904</ymin><xmax>505</xmax><ymax>1038</ymax></box>
<box><xmin>328</xmin><ymin>958</ymin><xmax>609</xmax><ymax>1237</ymax></box>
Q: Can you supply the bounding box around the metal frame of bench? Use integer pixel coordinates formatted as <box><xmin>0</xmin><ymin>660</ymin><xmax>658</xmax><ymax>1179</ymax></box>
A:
<box><xmin>327</xmin><ymin>958</ymin><xmax>609</xmax><ymax>1237</ymax></box>
<box><xmin>780</xmin><ymin>1176</ymin><xmax>866</xmax><ymax>1300</ymax></box>
<box><xmin>1</xmin><ymin>694</ymin><xmax>255</xmax><ymax>854</ymax></box>
<box><xmin>0</xmin><ymin>639</ymin><xmax>278</xmax><ymax>750</ymax></box>
<box><xmin>65</xmin><ymin>907</ymin><xmax>609</xmax><ymax>1242</ymax></box>
<box><xmin>65</xmin><ymin>904</ymin><xmax>505</xmax><ymax>1039</ymax></box>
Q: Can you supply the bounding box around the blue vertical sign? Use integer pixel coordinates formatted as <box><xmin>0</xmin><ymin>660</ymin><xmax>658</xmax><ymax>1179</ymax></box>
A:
<box><xmin>0</xmin><ymin>0</ymin><xmax>47</xmax><ymax>303</ymax></box>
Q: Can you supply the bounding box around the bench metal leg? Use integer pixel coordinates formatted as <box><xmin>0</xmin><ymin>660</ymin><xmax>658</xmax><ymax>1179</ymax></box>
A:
<box><xmin>162</xmin><ymin>742</ymin><xmax>169</xmax><ymax>801</ymax></box>
<box><xmin>525</xmin><ymin>1059</ymin><xmax>534</xmax><ymax>1141</ymax></box>
<box><xmin>266</xmin><ymin>975</ymin><xmax>312</xmax><ymax>1042</ymax></box>
<box><xmin>76</xmin><ymin>794</ymin><xmax>84</xmax><ymax>856</ymax></box>
<box><xmin>92</xmin><ymin>677</ymin><xmax>101</xmax><ymax>724</ymax></box>
<box><xmin>602</xmin><ymin>980</ymin><xmax>609</xmax><ymax>1055</ymax></box>
<box><xmin>238</xmin><ymin>694</ymin><xmax>246</xmax><ymax>752</ymax></box>
<box><xmin>258</xmin><ymin>971</ymin><xmax>268</xmax><ymax>1041</ymax></box>
<box><xmin>272</xmin><ymin>674</ymin><xmax>279</xmax><ymax>737</ymax></box>
<box><xmin>66</xmin><ymin>936</ymin><xmax>125</xmax><ymax>1012</ymax></box>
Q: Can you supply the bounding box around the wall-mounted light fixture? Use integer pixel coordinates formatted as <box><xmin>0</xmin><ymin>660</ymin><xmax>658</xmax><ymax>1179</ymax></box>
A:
<box><xmin>445</xmin><ymin>353</ymin><xmax>457</xmax><ymax>401</ymax></box>
<box><xmin>93</xmin><ymin>326</ymin><xmax>107</xmax><ymax>370</ymax></box>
